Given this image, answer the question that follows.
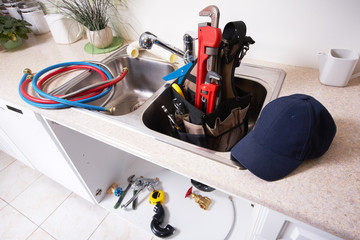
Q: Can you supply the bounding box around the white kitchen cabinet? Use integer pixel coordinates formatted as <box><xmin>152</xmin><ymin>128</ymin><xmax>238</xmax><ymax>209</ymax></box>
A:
<box><xmin>247</xmin><ymin>205</ymin><xmax>342</xmax><ymax>240</ymax></box>
<box><xmin>46</xmin><ymin>119</ymin><xmax>258</xmax><ymax>239</ymax></box>
<box><xmin>46</xmin><ymin>117</ymin><xmax>344</xmax><ymax>240</ymax></box>
<box><xmin>0</xmin><ymin>101</ymin><xmax>36</xmax><ymax>167</ymax></box>
<box><xmin>0</xmin><ymin>99</ymin><xmax>94</xmax><ymax>203</ymax></box>
<box><xmin>0</xmin><ymin>125</ymin><xmax>33</xmax><ymax>167</ymax></box>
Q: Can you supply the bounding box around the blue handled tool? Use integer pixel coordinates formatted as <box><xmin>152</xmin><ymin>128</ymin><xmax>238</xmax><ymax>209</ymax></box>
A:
<box><xmin>163</xmin><ymin>61</ymin><xmax>194</xmax><ymax>85</ymax></box>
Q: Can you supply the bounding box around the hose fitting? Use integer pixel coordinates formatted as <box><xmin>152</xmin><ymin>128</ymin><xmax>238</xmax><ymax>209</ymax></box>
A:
<box><xmin>23</xmin><ymin>68</ymin><xmax>34</xmax><ymax>79</ymax></box>
<box><xmin>23</xmin><ymin>68</ymin><xmax>32</xmax><ymax>75</ymax></box>
<box><xmin>105</xmin><ymin>106</ymin><xmax>116</xmax><ymax>114</ymax></box>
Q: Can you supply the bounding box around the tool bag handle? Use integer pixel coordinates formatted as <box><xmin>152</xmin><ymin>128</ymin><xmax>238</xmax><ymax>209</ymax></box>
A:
<box><xmin>217</xmin><ymin>21</ymin><xmax>255</xmax><ymax>101</ymax></box>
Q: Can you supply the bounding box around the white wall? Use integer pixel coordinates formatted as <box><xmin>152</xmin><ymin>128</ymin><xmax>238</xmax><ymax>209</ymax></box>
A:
<box><xmin>115</xmin><ymin>0</ymin><xmax>360</xmax><ymax>69</ymax></box>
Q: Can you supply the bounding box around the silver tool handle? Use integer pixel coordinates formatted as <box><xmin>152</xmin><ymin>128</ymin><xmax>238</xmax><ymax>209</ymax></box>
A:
<box><xmin>121</xmin><ymin>184</ymin><xmax>146</xmax><ymax>208</ymax></box>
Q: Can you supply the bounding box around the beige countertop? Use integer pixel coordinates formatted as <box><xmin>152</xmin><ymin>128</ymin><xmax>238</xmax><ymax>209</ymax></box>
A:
<box><xmin>1</xmin><ymin>33</ymin><xmax>359</xmax><ymax>240</ymax></box>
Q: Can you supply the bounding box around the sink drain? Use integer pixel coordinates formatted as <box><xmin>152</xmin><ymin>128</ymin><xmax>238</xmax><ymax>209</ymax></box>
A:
<box><xmin>131</xmin><ymin>100</ymin><xmax>145</xmax><ymax>112</ymax></box>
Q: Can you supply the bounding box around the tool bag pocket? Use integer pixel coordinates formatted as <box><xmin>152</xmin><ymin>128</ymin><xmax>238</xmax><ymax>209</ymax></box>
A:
<box><xmin>178</xmin><ymin>119</ymin><xmax>207</xmax><ymax>148</ymax></box>
<box><xmin>172</xmin><ymin>90</ymin><xmax>207</xmax><ymax>148</ymax></box>
<box><xmin>171</xmin><ymin>87</ymin><xmax>251</xmax><ymax>151</ymax></box>
<box><xmin>204</xmin><ymin>92</ymin><xmax>251</xmax><ymax>151</ymax></box>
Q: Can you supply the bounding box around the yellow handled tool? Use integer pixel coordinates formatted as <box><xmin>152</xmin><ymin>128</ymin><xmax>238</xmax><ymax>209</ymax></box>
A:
<box><xmin>172</xmin><ymin>83</ymin><xmax>185</xmax><ymax>99</ymax></box>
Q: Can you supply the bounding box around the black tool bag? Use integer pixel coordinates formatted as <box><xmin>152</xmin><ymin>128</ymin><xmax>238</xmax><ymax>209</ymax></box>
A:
<box><xmin>166</xmin><ymin>21</ymin><xmax>254</xmax><ymax>152</ymax></box>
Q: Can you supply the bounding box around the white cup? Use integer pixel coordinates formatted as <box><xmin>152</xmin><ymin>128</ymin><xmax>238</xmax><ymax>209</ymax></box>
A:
<box><xmin>318</xmin><ymin>49</ymin><xmax>359</xmax><ymax>87</ymax></box>
<box><xmin>44</xmin><ymin>14</ymin><xmax>83</xmax><ymax>44</ymax></box>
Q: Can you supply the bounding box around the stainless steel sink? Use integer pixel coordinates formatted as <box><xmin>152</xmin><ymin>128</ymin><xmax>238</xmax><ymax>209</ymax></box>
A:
<box><xmin>56</xmin><ymin>49</ymin><xmax>175</xmax><ymax>116</ymax></box>
<box><xmin>141</xmin><ymin>63</ymin><xmax>286</xmax><ymax>166</ymax></box>
<box><xmin>55</xmin><ymin>46</ymin><xmax>286</xmax><ymax>168</ymax></box>
<box><xmin>143</xmin><ymin>76</ymin><xmax>267</xmax><ymax>137</ymax></box>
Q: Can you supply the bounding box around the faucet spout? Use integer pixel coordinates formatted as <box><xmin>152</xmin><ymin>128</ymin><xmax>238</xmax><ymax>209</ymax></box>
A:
<box><xmin>139</xmin><ymin>32</ymin><xmax>195</xmax><ymax>63</ymax></box>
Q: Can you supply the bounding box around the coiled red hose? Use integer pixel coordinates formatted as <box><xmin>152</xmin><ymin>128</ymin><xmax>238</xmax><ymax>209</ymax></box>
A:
<box><xmin>21</xmin><ymin>65</ymin><xmax>127</xmax><ymax>105</ymax></box>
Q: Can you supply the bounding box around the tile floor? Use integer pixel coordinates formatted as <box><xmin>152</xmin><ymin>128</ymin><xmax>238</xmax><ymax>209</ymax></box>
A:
<box><xmin>0</xmin><ymin>151</ymin><xmax>157</xmax><ymax>240</ymax></box>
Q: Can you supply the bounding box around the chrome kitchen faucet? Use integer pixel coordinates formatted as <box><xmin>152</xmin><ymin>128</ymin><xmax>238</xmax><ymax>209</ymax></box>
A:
<box><xmin>139</xmin><ymin>32</ymin><xmax>196</xmax><ymax>64</ymax></box>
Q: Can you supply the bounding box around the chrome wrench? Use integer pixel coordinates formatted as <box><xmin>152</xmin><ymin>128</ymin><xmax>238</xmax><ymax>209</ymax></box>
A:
<box><xmin>121</xmin><ymin>177</ymin><xmax>159</xmax><ymax>208</ymax></box>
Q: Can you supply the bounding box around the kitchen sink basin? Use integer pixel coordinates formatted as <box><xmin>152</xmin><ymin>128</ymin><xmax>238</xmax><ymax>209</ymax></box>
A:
<box><xmin>143</xmin><ymin>76</ymin><xmax>267</xmax><ymax>138</ymax></box>
<box><xmin>139</xmin><ymin>62</ymin><xmax>286</xmax><ymax>166</ymax></box>
<box><xmin>54</xmin><ymin>49</ymin><xmax>175</xmax><ymax>116</ymax></box>
<box><xmin>55</xmin><ymin>46</ymin><xmax>286</xmax><ymax>168</ymax></box>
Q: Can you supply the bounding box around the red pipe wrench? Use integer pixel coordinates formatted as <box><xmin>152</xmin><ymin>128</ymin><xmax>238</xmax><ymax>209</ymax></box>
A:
<box><xmin>195</xmin><ymin>6</ymin><xmax>222</xmax><ymax>112</ymax></box>
<box><xmin>200</xmin><ymin>71</ymin><xmax>220</xmax><ymax>114</ymax></box>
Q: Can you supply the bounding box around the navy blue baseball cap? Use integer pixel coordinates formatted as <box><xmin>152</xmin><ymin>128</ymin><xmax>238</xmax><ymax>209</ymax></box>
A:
<box><xmin>231</xmin><ymin>94</ymin><xmax>336</xmax><ymax>181</ymax></box>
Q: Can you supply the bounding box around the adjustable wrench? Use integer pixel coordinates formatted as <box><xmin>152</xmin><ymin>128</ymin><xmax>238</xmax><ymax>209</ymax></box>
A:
<box><xmin>121</xmin><ymin>177</ymin><xmax>159</xmax><ymax>208</ymax></box>
<box><xmin>195</xmin><ymin>5</ymin><xmax>222</xmax><ymax>112</ymax></box>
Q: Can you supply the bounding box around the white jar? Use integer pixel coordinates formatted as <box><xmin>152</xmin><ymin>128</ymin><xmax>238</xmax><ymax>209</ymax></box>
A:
<box><xmin>3</xmin><ymin>0</ymin><xmax>23</xmax><ymax>20</ymax></box>
<box><xmin>18</xmin><ymin>1</ymin><xmax>49</xmax><ymax>35</ymax></box>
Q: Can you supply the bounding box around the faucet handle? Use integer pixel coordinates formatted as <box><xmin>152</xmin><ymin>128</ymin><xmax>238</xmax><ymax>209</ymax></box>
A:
<box><xmin>183</xmin><ymin>32</ymin><xmax>197</xmax><ymax>63</ymax></box>
<box><xmin>183</xmin><ymin>31</ymin><xmax>197</xmax><ymax>40</ymax></box>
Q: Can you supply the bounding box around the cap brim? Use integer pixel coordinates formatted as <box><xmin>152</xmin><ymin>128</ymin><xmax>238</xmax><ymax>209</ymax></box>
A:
<box><xmin>231</xmin><ymin>132</ymin><xmax>303</xmax><ymax>181</ymax></box>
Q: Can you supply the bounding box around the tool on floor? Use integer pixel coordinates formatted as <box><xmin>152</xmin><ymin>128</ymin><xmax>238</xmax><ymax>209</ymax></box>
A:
<box><xmin>195</xmin><ymin>5</ymin><xmax>222</xmax><ymax>112</ymax></box>
<box><xmin>185</xmin><ymin>186</ymin><xmax>212</xmax><ymax>210</ymax></box>
<box><xmin>114</xmin><ymin>174</ymin><xmax>135</xmax><ymax>209</ymax></box>
<box><xmin>149</xmin><ymin>190</ymin><xmax>174</xmax><ymax>238</ymax></box>
<box><xmin>132</xmin><ymin>190</ymin><xmax>138</xmax><ymax>210</ymax></box>
<box><xmin>149</xmin><ymin>190</ymin><xmax>165</xmax><ymax>205</ymax></box>
<box><xmin>121</xmin><ymin>176</ymin><xmax>159</xmax><ymax>209</ymax></box>
<box><xmin>151</xmin><ymin>202</ymin><xmax>175</xmax><ymax>238</ymax></box>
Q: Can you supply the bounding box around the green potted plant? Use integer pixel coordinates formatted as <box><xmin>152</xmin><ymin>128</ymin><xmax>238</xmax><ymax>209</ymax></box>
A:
<box><xmin>55</xmin><ymin>0</ymin><xmax>116</xmax><ymax>48</ymax></box>
<box><xmin>0</xmin><ymin>15</ymin><xmax>32</xmax><ymax>49</ymax></box>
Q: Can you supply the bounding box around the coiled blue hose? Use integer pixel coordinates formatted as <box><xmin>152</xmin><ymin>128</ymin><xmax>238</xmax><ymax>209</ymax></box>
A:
<box><xmin>19</xmin><ymin>61</ymin><xmax>113</xmax><ymax>111</ymax></box>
